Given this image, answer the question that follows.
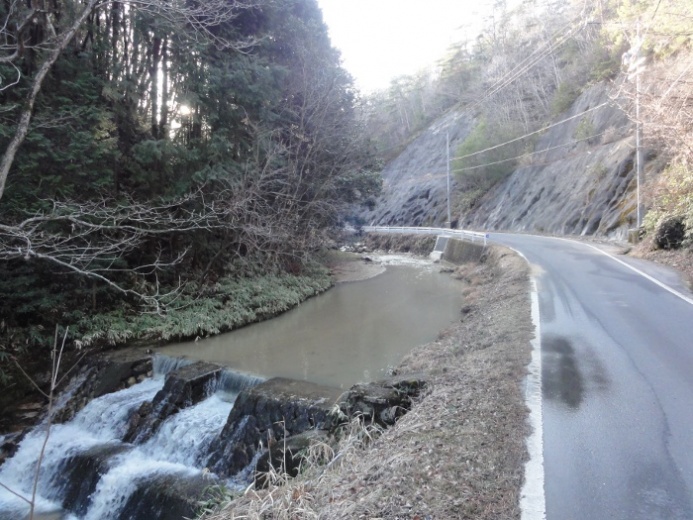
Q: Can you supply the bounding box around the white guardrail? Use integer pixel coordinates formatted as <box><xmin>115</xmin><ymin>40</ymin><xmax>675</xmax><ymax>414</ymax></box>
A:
<box><xmin>363</xmin><ymin>226</ymin><xmax>489</xmax><ymax>246</ymax></box>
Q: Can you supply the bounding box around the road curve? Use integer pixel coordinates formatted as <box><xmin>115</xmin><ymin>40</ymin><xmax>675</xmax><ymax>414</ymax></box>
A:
<box><xmin>491</xmin><ymin>233</ymin><xmax>693</xmax><ymax>520</ymax></box>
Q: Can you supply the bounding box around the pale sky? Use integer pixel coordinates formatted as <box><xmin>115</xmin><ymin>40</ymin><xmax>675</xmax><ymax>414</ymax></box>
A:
<box><xmin>317</xmin><ymin>0</ymin><xmax>493</xmax><ymax>93</ymax></box>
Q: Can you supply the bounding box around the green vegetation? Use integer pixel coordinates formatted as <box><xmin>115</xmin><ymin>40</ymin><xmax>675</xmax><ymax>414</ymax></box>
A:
<box><xmin>453</xmin><ymin>119</ymin><xmax>527</xmax><ymax>192</ymax></box>
<box><xmin>644</xmin><ymin>161</ymin><xmax>693</xmax><ymax>246</ymax></box>
<box><xmin>0</xmin><ymin>0</ymin><xmax>379</xmax><ymax>388</ymax></box>
<box><xmin>77</xmin><ymin>267</ymin><xmax>332</xmax><ymax>348</ymax></box>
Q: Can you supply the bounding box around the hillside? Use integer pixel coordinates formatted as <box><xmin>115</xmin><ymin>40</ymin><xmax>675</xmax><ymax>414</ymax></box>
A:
<box><xmin>462</xmin><ymin>82</ymin><xmax>639</xmax><ymax>238</ymax></box>
<box><xmin>363</xmin><ymin>0</ymin><xmax>693</xmax><ymax>249</ymax></box>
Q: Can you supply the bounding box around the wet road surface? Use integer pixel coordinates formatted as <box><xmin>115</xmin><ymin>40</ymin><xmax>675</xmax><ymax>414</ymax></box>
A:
<box><xmin>492</xmin><ymin>234</ymin><xmax>693</xmax><ymax>520</ymax></box>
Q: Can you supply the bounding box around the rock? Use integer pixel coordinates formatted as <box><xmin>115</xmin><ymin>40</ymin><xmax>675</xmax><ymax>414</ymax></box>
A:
<box><xmin>361</xmin><ymin>110</ymin><xmax>475</xmax><ymax>228</ymax></box>
<box><xmin>90</xmin><ymin>352</ymin><xmax>153</xmax><ymax>399</ymax></box>
<box><xmin>0</xmin><ymin>432</ymin><xmax>24</xmax><ymax>467</ymax></box>
<box><xmin>208</xmin><ymin>378</ymin><xmax>341</xmax><ymax>479</ymax></box>
<box><xmin>123</xmin><ymin>361</ymin><xmax>222</xmax><ymax>444</ymax></box>
<box><xmin>59</xmin><ymin>443</ymin><xmax>130</xmax><ymax>516</ymax></box>
<box><xmin>254</xmin><ymin>429</ymin><xmax>330</xmax><ymax>488</ymax></box>
<box><xmin>331</xmin><ymin>374</ymin><xmax>427</xmax><ymax>429</ymax></box>
<box><xmin>52</xmin><ymin>352</ymin><xmax>153</xmax><ymax>424</ymax></box>
<box><xmin>127</xmin><ymin>376</ymin><xmax>137</xmax><ymax>387</ymax></box>
<box><xmin>117</xmin><ymin>472</ymin><xmax>217</xmax><ymax>520</ymax></box>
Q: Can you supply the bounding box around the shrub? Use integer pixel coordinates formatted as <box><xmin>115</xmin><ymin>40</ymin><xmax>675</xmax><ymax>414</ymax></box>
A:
<box><xmin>552</xmin><ymin>82</ymin><xmax>581</xmax><ymax>115</ymax></box>
<box><xmin>643</xmin><ymin>160</ymin><xmax>693</xmax><ymax>247</ymax></box>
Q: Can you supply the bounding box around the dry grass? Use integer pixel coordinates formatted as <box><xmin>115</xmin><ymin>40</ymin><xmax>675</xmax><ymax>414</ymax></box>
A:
<box><xmin>631</xmin><ymin>236</ymin><xmax>693</xmax><ymax>290</ymax></box>
<box><xmin>202</xmin><ymin>246</ymin><xmax>533</xmax><ymax>520</ymax></box>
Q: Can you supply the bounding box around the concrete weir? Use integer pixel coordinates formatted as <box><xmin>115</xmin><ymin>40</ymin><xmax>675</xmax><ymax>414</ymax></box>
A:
<box><xmin>2</xmin><ymin>351</ymin><xmax>425</xmax><ymax>520</ymax></box>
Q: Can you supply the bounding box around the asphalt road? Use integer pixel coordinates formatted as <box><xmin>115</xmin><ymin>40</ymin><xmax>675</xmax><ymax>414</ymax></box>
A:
<box><xmin>491</xmin><ymin>233</ymin><xmax>693</xmax><ymax>520</ymax></box>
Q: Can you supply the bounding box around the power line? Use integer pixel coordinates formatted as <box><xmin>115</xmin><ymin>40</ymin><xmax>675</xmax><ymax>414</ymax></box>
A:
<box><xmin>471</xmin><ymin>22</ymin><xmax>583</xmax><ymax>110</ymax></box>
<box><xmin>450</xmin><ymin>126</ymin><xmax>629</xmax><ymax>174</ymax></box>
<box><xmin>381</xmin><ymin>126</ymin><xmax>629</xmax><ymax>189</ymax></box>
<box><xmin>453</xmin><ymin>102</ymin><xmax>610</xmax><ymax>163</ymax></box>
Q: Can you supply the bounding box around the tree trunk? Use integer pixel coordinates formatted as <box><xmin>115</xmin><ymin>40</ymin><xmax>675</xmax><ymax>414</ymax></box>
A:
<box><xmin>0</xmin><ymin>0</ymin><xmax>101</xmax><ymax>201</ymax></box>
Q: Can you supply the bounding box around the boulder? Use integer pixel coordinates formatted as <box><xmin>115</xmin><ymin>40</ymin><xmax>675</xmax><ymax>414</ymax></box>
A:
<box><xmin>117</xmin><ymin>472</ymin><xmax>216</xmax><ymax>520</ymax></box>
<box><xmin>208</xmin><ymin>378</ymin><xmax>341</xmax><ymax>478</ymax></box>
<box><xmin>331</xmin><ymin>374</ymin><xmax>427</xmax><ymax>429</ymax></box>
<box><xmin>53</xmin><ymin>352</ymin><xmax>153</xmax><ymax>424</ymax></box>
<box><xmin>123</xmin><ymin>361</ymin><xmax>222</xmax><ymax>444</ymax></box>
<box><xmin>59</xmin><ymin>443</ymin><xmax>130</xmax><ymax>516</ymax></box>
<box><xmin>0</xmin><ymin>431</ymin><xmax>25</xmax><ymax>468</ymax></box>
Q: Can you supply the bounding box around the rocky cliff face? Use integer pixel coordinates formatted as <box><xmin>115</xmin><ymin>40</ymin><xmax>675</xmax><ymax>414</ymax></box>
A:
<box><xmin>371</xmin><ymin>82</ymin><xmax>661</xmax><ymax>239</ymax></box>
<box><xmin>363</xmin><ymin>110</ymin><xmax>475</xmax><ymax>227</ymax></box>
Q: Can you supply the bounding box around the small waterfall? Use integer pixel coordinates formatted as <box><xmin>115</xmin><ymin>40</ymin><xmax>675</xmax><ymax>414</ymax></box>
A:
<box><xmin>73</xmin><ymin>378</ymin><xmax>164</xmax><ymax>440</ymax></box>
<box><xmin>152</xmin><ymin>354</ymin><xmax>193</xmax><ymax>377</ymax></box>
<box><xmin>218</xmin><ymin>368</ymin><xmax>266</xmax><ymax>396</ymax></box>
<box><xmin>0</xmin><ymin>363</ymin><xmax>265</xmax><ymax>520</ymax></box>
<box><xmin>0</xmin><ymin>378</ymin><xmax>162</xmax><ymax>519</ymax></box>
<box><xmin>140</xmin><ymin>394</ymin><xmax>233</xmax><ymax>467</ymax></box>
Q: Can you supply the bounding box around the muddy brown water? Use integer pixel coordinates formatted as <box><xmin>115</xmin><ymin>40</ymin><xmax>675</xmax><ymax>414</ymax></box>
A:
<box><xmin>158</xmin><ymin>260</ymin><xmax>464</xmax><ymax>388</ymax></box>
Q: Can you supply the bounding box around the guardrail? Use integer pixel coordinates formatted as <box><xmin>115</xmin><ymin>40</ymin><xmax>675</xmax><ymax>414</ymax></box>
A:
<box><xmin>363</xmin><ymin>226</ymin><xmax>488</xmax><ymax>246</ymax></box>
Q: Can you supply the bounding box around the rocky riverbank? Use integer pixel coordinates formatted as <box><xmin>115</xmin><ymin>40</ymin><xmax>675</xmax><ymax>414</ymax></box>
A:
<box><xmin>203</xmin><ymin>240</ymin><xmax>533</xmax><ymax>520</ymax></box>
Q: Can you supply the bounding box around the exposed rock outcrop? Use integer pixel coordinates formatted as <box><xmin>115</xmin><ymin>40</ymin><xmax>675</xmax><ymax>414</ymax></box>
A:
<box><xmin>124</xmin><ymin>361</ymin><xmax>222</xmax><ymax>444</ymax></box>
<box><xmin>369</xmin><ymin>82</ymin><xmax>661</xmax><ymax>240</ymax></box>
<box><xmin>209</xmin><ymin>378</ymin><xmax>342</xmax><ymax>478</ymax></box>
<box><xmin>363</xmin><ymin>110</ymin><xmax>475</xmax><ymax>227</ymax></box>
<box><xmin>462</xmin><ymin>84</ymin><xmax>643</xmax><ymax>238</ymax></box>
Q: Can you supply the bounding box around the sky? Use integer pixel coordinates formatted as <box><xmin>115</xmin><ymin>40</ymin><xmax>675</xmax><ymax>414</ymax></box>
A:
<box><xmin>317</xmin><ymin>0</ymin><xmax>492</xmax><ymax>93</ymax></box>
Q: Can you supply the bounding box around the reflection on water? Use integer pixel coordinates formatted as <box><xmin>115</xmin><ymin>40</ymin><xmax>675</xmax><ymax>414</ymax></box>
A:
<box><xmin>158</xmin><ymin>263</ymin><xmax>464</xmax><ymax>388</ymax></box>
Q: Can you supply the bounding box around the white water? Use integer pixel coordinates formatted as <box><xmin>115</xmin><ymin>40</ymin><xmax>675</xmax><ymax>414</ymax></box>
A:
<box><xmin>81</xmin><ymin>394</ymin><xmax>233</xmax><ymax>520</ymax></box>
<box><xmin>0</xmin><ymin>262</ymin><xmax>464</xmax><ymax>519</ymax></box>
<box><xmin>0</xmin><ymin>368</ymin><xmax>250</xmax><ymax>520</ymax></box>
<box><xmin>0</xmin><ymin>378</ymin><xmax>163</xmax><ymax>519</ymax></box>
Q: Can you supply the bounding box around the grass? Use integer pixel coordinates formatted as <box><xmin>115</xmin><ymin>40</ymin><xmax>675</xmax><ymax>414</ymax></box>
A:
<box><xmin>75</xmin><ymin>268</ymin><xmax>334</xmax><ymax>348</ymax></box>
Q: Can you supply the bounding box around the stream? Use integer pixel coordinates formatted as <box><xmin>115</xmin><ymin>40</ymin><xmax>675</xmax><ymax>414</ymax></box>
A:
<box><xmin>159</xmin><ymin>257</ymin><xmax>465</xmax><ymax>388</ymax></box>
<box><xmin>0</xmin><ymin>256</ymin><xmax>464</xmax><ymax>520</ymax></box>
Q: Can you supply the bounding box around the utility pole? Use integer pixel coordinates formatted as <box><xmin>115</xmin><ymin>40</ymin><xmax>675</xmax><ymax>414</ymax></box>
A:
<box><xmin>625</xmin><ymin>21</ymin><xmax>646</xmax><ymax>231</ymax></box>
<box><xmin>635</xmin><ymin>20</ymin><xmax>643</xmax><ymax>229</ymax></box>
<box><xmin>446</xmin><ymin>132</ymin><xmax>452</xmax><ymax>228</ymax></box>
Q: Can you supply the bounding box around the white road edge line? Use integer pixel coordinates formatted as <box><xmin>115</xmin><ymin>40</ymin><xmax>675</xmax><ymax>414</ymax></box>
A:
<box><xmin>517</xmin><ymin>259</ymin><xmax>547</xmax><ymax>520</ymax></box>
<box><xmin>557</xmin><ymin>238</ymin><xmax>693</xmax><ymax>307</ymax></box>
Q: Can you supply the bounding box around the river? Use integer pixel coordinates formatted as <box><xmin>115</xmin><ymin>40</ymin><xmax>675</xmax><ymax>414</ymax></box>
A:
<box><xmin>158</xmin><ymin>256</ymin><xmax>465</xmax><ymax>388</ymax></box>
<box><xmin>0</xmin><ymin>255</ymin><xmax>464</xmax><ymax>520</ymax></box>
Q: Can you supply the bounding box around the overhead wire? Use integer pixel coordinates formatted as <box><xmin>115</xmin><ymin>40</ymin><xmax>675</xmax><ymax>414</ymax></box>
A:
<box><xmin>452</xmin><ymin>102</ymin><xmax>610</xmax><ymax>163</ymax></box>
<box><xmin>382</xmin><ymin>125</ymin><xmax>630</xmax><ymax>189</ymax></box>
<box><xmin>450</xmin><ymin>126</ymin><xmax>630</xmax><ymax>174</ymax></box>
<box><xmin>365</xmin><ymin>6</ymin><xmax>595</xmax><ymax>159</ymax></box>
<box><xmin>376</xmin><ymin>3</ymin><xmax>640</xmax><ymax>180</ymax></box>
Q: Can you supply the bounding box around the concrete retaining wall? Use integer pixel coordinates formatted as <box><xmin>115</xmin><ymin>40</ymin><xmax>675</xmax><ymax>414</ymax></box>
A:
<box><xmin>442</xmin><ymin>238</ymin><xmax>487</xmax><ymax>265</ymax></box>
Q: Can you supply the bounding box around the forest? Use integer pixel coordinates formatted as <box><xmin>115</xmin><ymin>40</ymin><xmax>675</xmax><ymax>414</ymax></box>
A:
<box><xmin>0</xmin><ymin>0</ymin><xmax>380</xmax><ymax>391</ymax></box>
